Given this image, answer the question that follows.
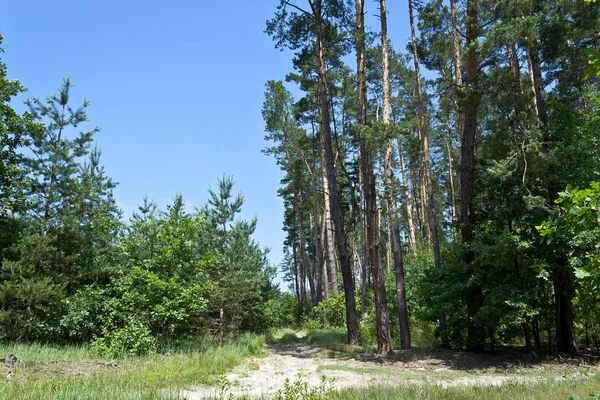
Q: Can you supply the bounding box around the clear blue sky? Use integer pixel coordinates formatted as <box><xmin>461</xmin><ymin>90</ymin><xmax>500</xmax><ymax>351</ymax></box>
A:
<box><xmin>0</xmin><ymin>0</ymin><xmax>412</xmax><ymax>275</ymax></box>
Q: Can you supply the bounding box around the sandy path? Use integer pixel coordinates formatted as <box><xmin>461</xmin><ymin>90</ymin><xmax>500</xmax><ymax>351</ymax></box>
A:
<box><xmin>181</xmin><ymin>344</ymin><xmax>390</xmax><ymax>399</ymax></box>
<box><xmin>179</xmin><ymin>342</ymin><xmax>570</xmax><ymax>399</ymax></box>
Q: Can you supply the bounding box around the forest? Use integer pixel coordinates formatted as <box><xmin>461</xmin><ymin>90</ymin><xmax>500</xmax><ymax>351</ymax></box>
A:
<box><xmin>263</xmin><ymin>0</ymin><xmax>600</xmax><ymax>355</ymax></box>
<box><xmin>0</xmin><ymin>0</ymin><xmax>600</xmax><ymax>398</ymax></box>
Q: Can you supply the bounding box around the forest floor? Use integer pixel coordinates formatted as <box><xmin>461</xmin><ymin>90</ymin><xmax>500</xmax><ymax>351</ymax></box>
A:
<box><xmin>181</xmin><ymin>330</ymin><xmax>600</xmax><ymax>399</ymax></box>
<box><xmin>1</xmin><ymin>332</ymin><xmax>599</xmax><ymax>399</ymax></box>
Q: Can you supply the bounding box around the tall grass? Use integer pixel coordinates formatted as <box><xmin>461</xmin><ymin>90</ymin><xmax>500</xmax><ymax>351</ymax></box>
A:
<box><xmin>0</xmin><ymin>342</ymin><xmax>95</xmax><ymax>361</ymax></box>
<box><xmin>0</xmin><ymin>333</ymin><xmax>265</xmax><ymax>400</ymax></box>
<box><xmin>333</xmin><ymin>377</ymin><xmax>600</xmax><ymax>400</ymax></box>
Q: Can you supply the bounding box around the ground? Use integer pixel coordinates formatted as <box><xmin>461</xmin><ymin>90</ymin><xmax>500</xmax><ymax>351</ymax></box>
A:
<box><xmin>1</xmin><ymin>331</ymin><xmax>600</xmax><ymax>399</ymax></box>
<box><xmin>181</xmin><ymin>330</ymin><xmax>600</xmax><ymax>399</ymax></box>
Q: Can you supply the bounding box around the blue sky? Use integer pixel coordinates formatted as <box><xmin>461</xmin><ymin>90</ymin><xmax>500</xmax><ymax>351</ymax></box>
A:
<box><xmin>0</xmin><ymin>0</ymin><xmax>412</xmax><ymax>277</ymax></box>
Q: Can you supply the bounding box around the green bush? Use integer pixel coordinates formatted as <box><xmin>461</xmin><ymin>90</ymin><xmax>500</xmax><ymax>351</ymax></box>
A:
<box><xmin>263</xmin><ymin>293</ymin><xmax>298</xmax><ymax>328</ymax></box>
<box><xmin>303</xmin><ymin>294</ymin><xmax>347</xmax><ymax>329</ymax></box>
<box><xmin>91</xmin><ymin>322</ymin><xmax>157</xmax><ymax>357</ymax></box>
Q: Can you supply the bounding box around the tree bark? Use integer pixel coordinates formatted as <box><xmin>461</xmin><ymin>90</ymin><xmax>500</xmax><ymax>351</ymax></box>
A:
<box><xmin>461</xmin><ymin>0</ymin><xmax>485</xmax><ymax>352</ymax></box>
<box><xmin>317</xmin><ymin>210</ymin><xmax>329</xmax><ymax>301</ymax></box>
<box><xmin>326</xmin><ymin>209</ymin><xmax>339</xmax><ymax>294</ymax></box>
<box><xmin>398</xmin><ymin>139</ymin><xmax>417</xmax><ymax>254</ymax></box>
<box><xmin>524</xmin><ymin>321</ymin><xmax>532</xmax><ymax>353</ymax></box>
<box><xmin>315</xmin><ymin>0</ymin><xmax>360</xmax><ymax>345</ymax></box>
<box><xmin>294</xmin><ymin>190</ymin><xmax>307</xmax><ymax>308</ymax></box>
<box><xmin>381</xmin><ymin>0</ymin><xmax>410</xmax><ymax>350</ymax></box>
<box><xmin>408</xmin><ymin>0</ymin><xmax>448</xmax><ymax>348</ymax></box>
<box><xmin>444</xmin><ymin>114</ymin><xmax>458</xmax><ymax>230</ymax></box>
<box><xmin>554</xmin><ymin>264</ymin><xmax>577</xmax><ymax>352</ymax></box>
<box><xmin>321</xmin><ymin>165</ymin><xmax>338</xmax><ymax>296</ymax></box>
<box><xmin>357</xmin><ymin>0</ymin><xmax>391</xmax><ymax>355</ymax></box>
<box><xmin>526</xmin><ymin>44</ymin><xmax>547</xmax><ymax>125</ymax></box>
<box><xmin>292</xmin><ymin>240</ymin><xmax>300</xmax><ymax>301</ymax></box>
<box><xmin>312</xmin><ymin>181</ymin><xmax>327</xmax><ymax>302</ymax></box>
<box><xmin>450</xmin><ymin>0</ymin><xmax>464</xmax><ymax>134</ymax></box>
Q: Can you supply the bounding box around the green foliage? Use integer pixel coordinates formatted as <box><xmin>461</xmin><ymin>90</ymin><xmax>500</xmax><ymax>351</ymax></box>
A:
<box><xmin>273</xmin><ymin>375</ymin><xmax>334</xmax><ymax>400</ymax></box>
<box><xmin>305</xmin><ymin>294</ymin><xmax>347</xmax><ymax>329</ymax></box>
<box><xmin>539</xmin><ymin>183</ymin><xmax>600</xmax><ymax>324</ymax></box>
<box><xmin>263</xmin><ymin>293</ymin><xmax>298</xmax><ymax>329</ymax></box>
<box><xmin>91</xmin><ymin>321</ymin><xmax>157</xmax><ymax>357</ymax></box>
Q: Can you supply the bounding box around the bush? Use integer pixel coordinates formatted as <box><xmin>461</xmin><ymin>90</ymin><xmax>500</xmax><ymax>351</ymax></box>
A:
<box><xmin>263</xmin><ymin>293</ymin><xmax>298</xmax><ymax>328</ymax></box>
<box><xmin>303</xmin><ymin>294</ymin><xmax>347</xmax><ymax>329</ymax></box>
<box><xmin>91</xmin><ymin>322</ymin><xmax>157</xmax><ymax>357</ymax></box>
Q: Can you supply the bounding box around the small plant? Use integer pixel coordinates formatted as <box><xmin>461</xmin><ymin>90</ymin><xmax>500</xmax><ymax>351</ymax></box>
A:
<box><xmin>216</xmin><ymin>370</ymin><xmax>233</xmax><ymax>400</ymax></box>
<box><xmin>273</xmin><ymin>374</ymin><xmax>334</xmax><ymax>400</ymax></box>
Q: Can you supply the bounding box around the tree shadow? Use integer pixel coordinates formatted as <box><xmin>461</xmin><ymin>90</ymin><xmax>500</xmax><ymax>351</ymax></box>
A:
<box><xmin>268</xmin><ymin>330</ymin><xmax>600</xmax><ymax>371</ymax></box>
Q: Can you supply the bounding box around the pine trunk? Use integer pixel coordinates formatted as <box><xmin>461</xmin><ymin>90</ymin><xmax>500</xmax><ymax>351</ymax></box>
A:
<box><xmin>461</xmin><ymin>0</ymin><xmax>485</xmax><ymax>352</ymax></box>
<box><xmin>408</xmin><ymin>0</ymin><xmax>447</xmax><ymax>348</ymax></box>
<box><xmin>398</xmin><ymin>140</ymin><xmax>417</xmax><ymax>253</ymax></box>
<box><xmin>450</xmin><ymin>0</ymin><xmax>464</xmax><ymax>134</ymax></box>
<box><xmin>381</xmin><ymin>0</ymin><xmax>410</xmax><ymax>350</ymax></box>
<box><xmin>315</xmin><ymin>0</ymin><xmax>360</xmax><ymax>345</ymax></box>
<box><xmin>295</xmin><ymin>191</ymin><xmax>309</xmax><ymax>307</ymax></box>
<box><xmin>357</xmin><ymin>0</ymin><xmax>391</xmax><ymax>355</ymax></box>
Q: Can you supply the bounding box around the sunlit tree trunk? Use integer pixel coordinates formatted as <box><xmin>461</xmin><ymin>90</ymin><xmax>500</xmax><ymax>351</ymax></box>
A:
<box><xmin>357</xmin><ymin>0</ymin><xmax>392</xmax><ymax>355</ymax></box>
<box><xmin>294</xmin><ymin>190</ymin><xmax>308</xmax><ymax>307</ymax></box>
<box><xmin>398</xmin><ymin>139</ymin><xmax>417</xmax><ymax>254</ymax></box>
<box><xmin>408</xmin><ymin>0</ymin><xmax>447</xmax><ymax>347</ymax></box>
<box><xmin>314</xmin><ymin>0</ymin><xmax>360</xmax><ymax>345</ymax></box>
<box><xmin>380</xmin><ymin>0</ymin><xmax>410</xmax><ymax>350</ymax></box>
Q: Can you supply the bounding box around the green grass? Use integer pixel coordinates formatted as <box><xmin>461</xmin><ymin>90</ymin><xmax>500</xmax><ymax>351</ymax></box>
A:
<box><xmin>0</xmin><ymin>333</ymin><xmax>265</xmax><ymax>400</ymax></box>
<box><xmin>0</xmin><ymin>342</ymin><xmax>96</xmax><ymax>362</ymax></box>
<box><xmin>332</xmin><ymin>376</ymin><xmax>600</xmax><ymax>399</ymax></box>
<box><xmin>269</xmin><ymin>328</ymin><xmax>376</xmax><ymax>358</ymax></box>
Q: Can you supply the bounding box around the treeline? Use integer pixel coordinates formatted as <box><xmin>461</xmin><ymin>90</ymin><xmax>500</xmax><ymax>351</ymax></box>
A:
<box><xmin>0</xmin><ymin>35</ymin><xmax>288</xmax><ymax>355</ymax></box>
<box><xmin>263</xmin><ymin>0</ymin><xmax>600</xmax><ymax>354</ymax></box>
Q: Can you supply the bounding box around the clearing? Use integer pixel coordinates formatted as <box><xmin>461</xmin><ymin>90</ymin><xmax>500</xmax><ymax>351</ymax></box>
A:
<box><xmin>181</xmin><ymin>330</ymin><xmax>600</xmax><ymax>399</ymax></box>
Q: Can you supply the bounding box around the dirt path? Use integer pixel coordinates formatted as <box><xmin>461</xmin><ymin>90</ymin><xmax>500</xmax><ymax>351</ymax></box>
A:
<box><xmin>180</xmin><ymin>340</ymin><xmax>594</xmax><ymax>399</ymax></box>
<box><xmin>181</xmin><ymin>344</ymin><xmax>390</xmax><ymax>399</ymax></box>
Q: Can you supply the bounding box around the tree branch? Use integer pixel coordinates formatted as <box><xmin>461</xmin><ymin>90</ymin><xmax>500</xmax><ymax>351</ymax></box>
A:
<box><xmin>284</xmin><ymin>1</ymin><xmax>314</xmax><ymax>18</ymax></box>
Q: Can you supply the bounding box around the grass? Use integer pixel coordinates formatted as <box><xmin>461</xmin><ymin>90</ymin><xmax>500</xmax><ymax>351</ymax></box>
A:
<box><xmin>0</xmin><ymin>342</ymin><xmax>95</xmax><ymax>362</ymax></box>
<box><xmin>0</xmin><ymin>333</ymin><xmax>265</xmax><ymax>400</ymax></box>
<box><xmin>332</xmin><ymin>376</ymin><xmax>600</xmax><ymax>399</ymax></box>
<box><xmin>269</xmin><ymin>328</ymin><xmax>376</xmax><ymax>358</ymax></box>
<box><xmin>2</xmin><ymin>329</ymin><xmax>599</xmax><ymax>399</ymax></box>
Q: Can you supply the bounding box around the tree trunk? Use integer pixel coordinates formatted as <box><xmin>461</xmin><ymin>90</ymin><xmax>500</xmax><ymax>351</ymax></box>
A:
<box><xmin>585</xmin><ymin>323</ymin><xmax>590</xmax><ymax>348</ymax></box>
<box><xmin>554</xmin><ymin>265</ymin><xmax>577</xmax><ymax>352</ymax></box>
<box><xmin>398</xmin><ymin>139</ymin><xmax>417</xmax><ymax>254</ymax></box>
<box><xmin>526</xmin><ymin>44</ymin><xmax>547</xmax><ymax>126</ymax></box>
<box><xmin>461</xmin><ymin>0</ymin><xmax>485</xmax><ymax>353</ymax></box>
<box><xmin>326</xmin><ymin>210</ymin><xmax>339</xmax><ymax>294</ymax></box>
<box><xmin>322</xmin><ymin>166</ymin><xmax>338</xmax><ymax>296</ymax></box>
<box><xmin>524</xmin><ymin>321</ymin><xmax>532</xmax><ymax>353</ymax></box>
<box><xmin>408</xmin><ymin>0</ymin><xmax>447</xmax><ymax>348</ymax></box>
<box><xmin>543</xmin><ymin>285</ymin><xmax>554</xmax><ymax>353</ymax></box>
<box><xmin>381</xmin><ymin>0</ymin><xmax>410</xmax><ymax>350</ymax></box>
<box><xmin>533</xmin><ymin>317</ymin><xmax>542</xmax><ymax>350</ymax></box>
<box><xmin>218</xmin><ymin>307</ymin><xmax>225</xmax><ymax>348</ymax></box>
<box><xmin>357</xmin><ymin>0</ymin><xmax>391</xmax><ymax>355</ymax></box>
<box><xmin>444</xmin><ymin>114</ymin><xmax>458</xmax><ymax>231</ymax></box>
<box><xmin>292</xmin><ymin>240</ymin><xmax>300</xmax><ymax>301</ymax></box>
<box><xmin>315</xmin><ymin>0</ymin><xmax>359</xmax><ymax>345</ymax></box>
<box><xmin>312</xmin><ymin>181</ymin><xmax>327</xmax><ymax>302</ymax></box>
<box><xmin>450</xmin><ymin>0</ymin><xmax>464</xmax><ymax>135</ymax></box>
<box><xmin>318</xmin><ymin>211</ymin><xmax>329</xmax><ymax>301</ymax></box>
<box><xmin>293</xmin><ymin>192</ymin><xmax>306</xmax><ymax>308</ymax></box>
